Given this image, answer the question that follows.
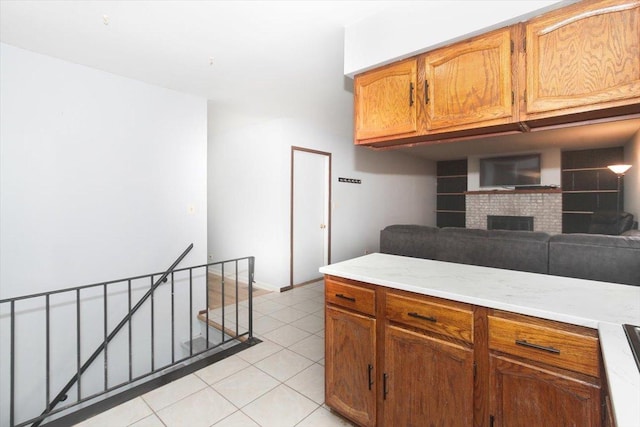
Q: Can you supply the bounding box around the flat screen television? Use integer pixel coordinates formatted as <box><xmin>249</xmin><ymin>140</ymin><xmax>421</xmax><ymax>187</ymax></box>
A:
<box><xmin>480</xmin><ymin>154</ymin><xmax>541</xmax><ymax>187</ymax></box>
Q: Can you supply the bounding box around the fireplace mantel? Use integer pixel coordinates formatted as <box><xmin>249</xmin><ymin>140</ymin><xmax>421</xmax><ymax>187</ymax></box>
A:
<box><xmin>465</xmin><ymin>188</ymin><xmax>562</xmax><ymax>195</ymax></box>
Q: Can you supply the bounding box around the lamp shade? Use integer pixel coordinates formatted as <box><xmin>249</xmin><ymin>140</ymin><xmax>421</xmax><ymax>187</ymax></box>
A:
<box><xmin>607</xmin><ymin>164</ymin><xmax>632</xmax><ymax>175</ymax></box>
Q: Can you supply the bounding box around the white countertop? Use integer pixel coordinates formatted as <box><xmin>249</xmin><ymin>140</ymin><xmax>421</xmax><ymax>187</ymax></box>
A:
<box><xmin>319</xmin><ymin>253</ymin><xmax>640</xmax><ymax>427</ymax></box>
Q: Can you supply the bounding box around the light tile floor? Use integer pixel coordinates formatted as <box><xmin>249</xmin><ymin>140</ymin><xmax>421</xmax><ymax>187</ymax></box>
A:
<box><xmin>75</xmin><ymin>281</ymin><xmax>355</xmax><ymax>427</ymax></box>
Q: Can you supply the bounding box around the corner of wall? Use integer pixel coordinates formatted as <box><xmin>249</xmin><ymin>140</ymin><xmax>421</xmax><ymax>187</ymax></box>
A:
<box><xmin>624</xmin><ymin>130</ymin><xmax>640</xmax><ymax>221</ymax></box>
<box><xmin>343</xmin><ymin>1</ymin><xmax>567</xmax><ymax>76</ymax></box>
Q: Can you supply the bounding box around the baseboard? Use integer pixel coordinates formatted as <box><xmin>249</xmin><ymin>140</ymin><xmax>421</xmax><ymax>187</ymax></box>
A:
<box><xmin>253</xmin><ymin>280</ymin><xmax>288</xmax><ymax>293</ymax></box>
<box><xmin>206</xmin><ymin>269</ymin><xmax>286</xmax><ymax>293</ymax></box>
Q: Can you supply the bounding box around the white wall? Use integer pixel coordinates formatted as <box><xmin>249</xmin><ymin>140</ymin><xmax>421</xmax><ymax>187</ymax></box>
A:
<box><xmin>0</xmin><ymin>43</ymin><xmax>208</xmax><ymax>295</ymax></box>
<box><xmin>207</xmin><ymin>30</ymin><xmax>435</xmax><ymax>291</ymax></box>
<box><xmin>625</xmin><ymin>130</ymin><xmax>640</xmax><ymax>221</ymax></box>
<box><xmin>0</xmin><ymin>43</ymin><xmax>208</xmax><ymax>424</ymax></box>
<box><xmin>207</xmin><ymin>111</ymin><xmax>435</xmax><ymax>291</ymax></box>
<box><xmin>344</xmin><ymin>0</ymin><xmax>571</xmax><ymax>76</ymax></box>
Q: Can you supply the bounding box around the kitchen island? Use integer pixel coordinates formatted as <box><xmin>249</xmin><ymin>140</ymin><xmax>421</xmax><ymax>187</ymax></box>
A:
<box><xmin>320</xmin><ymin>253</ymin><xmax>640</xmax><ymax>427</ymax></box>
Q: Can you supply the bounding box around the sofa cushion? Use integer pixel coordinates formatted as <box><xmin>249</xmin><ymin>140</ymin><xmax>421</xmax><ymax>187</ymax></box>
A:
<box><xmin>380</xmin><ymin>225</ymin><xmax>439</xmax><ymax>259</ymax></box>
<box><xmin>588</xmin><ymin>211</ymin><xmax>634</xmax><ymax>235</ymax></box>
<box><xmin>436</xmin><ymin>228</ymin><xmax>489</xmax><ymax>266</ymax></box>
<box><xmin>484</xmin><ymin>230</ymin><xmax>550</xmax><ymax>274</ymax></box>
<box><xmin>549</xmin><ymin>233</ymin><xmax>640</xmax><ymax>286</ymax></box>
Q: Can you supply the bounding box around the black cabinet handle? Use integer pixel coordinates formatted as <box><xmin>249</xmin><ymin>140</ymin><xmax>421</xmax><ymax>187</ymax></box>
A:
<box><xmin>409</xmin><ymin>82</ymin><xmax>414</xmax><ymax>106</ymax></box>
<box><xmin>383</xmin><ymin>373</ymin><xmax>389</xmax><ymax>400</ymax></box>
<box><xmin>408</xmin><ymin>312</ymin><xmax>437</xmax><ymax>323</ymax></box>
<box><xmin>368</xmin><ymin>364</ymin><xmax>373</xmax><ymax>390</ymax></box>
<box><xmin>335</xmin><ymin>293</ymin><xmax>355</xmax><ymax>302</ymax></box>
<box><xmin>409</xmin><ymin>82</ymin><xmax>413</xmax><ymax>107</ymax></box>
<box><xmin>515</xmin><ymin>339</ymin><xmax>560</xmax><ymax>354</ymax></box>
<box><xmin>425</xmin><ymin>80</ymin><xmax>430</xmax><ymax>104</ymax></box>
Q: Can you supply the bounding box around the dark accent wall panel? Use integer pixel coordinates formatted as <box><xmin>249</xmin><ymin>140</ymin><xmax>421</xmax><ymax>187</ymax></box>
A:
<box><xmin>561</xmin><ymin>147</ymin><xmax>624</xmax><ymax>233</ymax></box>
<box><xmin>437</xmin><ymin>212</ymin><xmax>466</xmax><ymax>228</ymax></box>
<box><xmin>437</xmin><ymin>159</ymin><xmax>468</xmax><ymax>228</ymax></box>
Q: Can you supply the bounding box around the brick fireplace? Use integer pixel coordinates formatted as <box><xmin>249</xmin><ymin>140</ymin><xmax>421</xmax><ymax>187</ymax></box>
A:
<box><xmin>465</xmin><ymin>189</ymin><xmax>562</xmax><ymax>234</ymax></box>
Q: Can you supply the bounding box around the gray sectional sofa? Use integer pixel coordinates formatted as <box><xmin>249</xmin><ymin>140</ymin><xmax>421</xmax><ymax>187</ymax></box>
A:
<box><xmin>380</xmin><ymin>225</ymin><xmax>640</xmax><ymax>286</ymax></box>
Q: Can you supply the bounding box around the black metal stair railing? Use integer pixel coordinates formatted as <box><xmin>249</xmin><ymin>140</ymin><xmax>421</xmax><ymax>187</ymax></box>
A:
<box><xmin>34</xmin><ymin>243</ymin><xmax>194</xmax><ymax>426</ymax></box>
<box><xmin>0</xmin><ymin>247</ymin><xmax>258</xmax><ymax>427</ymax></box>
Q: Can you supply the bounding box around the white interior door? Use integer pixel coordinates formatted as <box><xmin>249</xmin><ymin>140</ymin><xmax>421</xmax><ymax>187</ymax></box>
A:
<box><xmin>292</xmin><ymin>148</ymin><xmax>330</xmax><ymax>287</ymax></box>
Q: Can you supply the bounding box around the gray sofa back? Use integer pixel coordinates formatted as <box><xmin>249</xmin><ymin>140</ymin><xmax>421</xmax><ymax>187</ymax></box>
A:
<box><xmin>548</xmin><ymin>233</ymin><xmax>640</xmax><ymax>286</ymax></box>
<box><xmin>380</xmin><ymin>225</ymin><xmax>640</xmax><ymax>285</ymax></box>
<box><xmin>435</xmin><ymin>228</ymin><xmax>550</xmax><ymax>274</ymax></box>
<box><xmin>435</xmin><ymin>228</ymin><xmax>489</xmax><ymax>266</ymax></box>
<box><xmin>380</xmin><ymin>224</ymin><xmax>438</xmax><ymax>259</ymax></box>
<box><xmin>485</xmin><ymin>230</ymin><xmax>551</xmax><ymax>274</ymax></box>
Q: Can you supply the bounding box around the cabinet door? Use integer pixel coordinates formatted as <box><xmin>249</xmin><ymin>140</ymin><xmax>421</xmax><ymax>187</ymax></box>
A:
<box><xmin>354</xmin><ymin>58</ymin><xmax>418</xmax><ymax>142</ymax></box>
<box><xmin>325</xmin><ymin>305</ymin><xmax>376</xmax><ymax>427</ymax></box>
<box><xmin>525</xmin><ymin>0</ymin><xmax>640</xmax><ymax>117</ymax></box>
<box><xmin>383</xmin><ymin>325</ymin><xmax>474</xmax><ymax>427</ymax></box>
<box><xmin>423</xmin><ymin>27</ymin><xmax>515</xmax><ymax>131</ymax></box>
<box><xmin>490</xmin><ymin>355</ymin><xmax>601</xmax><ymax>427</ymax></box>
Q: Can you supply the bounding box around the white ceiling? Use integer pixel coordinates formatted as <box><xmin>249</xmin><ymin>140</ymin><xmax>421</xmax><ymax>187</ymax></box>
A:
<box><xmin>0</xmin><ymin>0</ymin><xmax>403</xmax><ymax>102</ymax></box>
<box><xmin>1</xmin><ymin>0</ymin><xmax>638</xmax><ymax>160</ymax></box>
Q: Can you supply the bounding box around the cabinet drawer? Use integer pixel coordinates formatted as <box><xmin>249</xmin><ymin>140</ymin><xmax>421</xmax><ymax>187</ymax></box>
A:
<box><xmin>325</xmin><ymin>277</ymin><xmax>376</xmax><ymax>316</ymax></box>
<box><xmin>488</xmin><ymin>315</ymin><xmax>599</xmax><ymax>377</ymax></box>
<box><xmin>385</xmin><ymin>292</ymin><xmax>473</xmax><ymax>343</ymax></box>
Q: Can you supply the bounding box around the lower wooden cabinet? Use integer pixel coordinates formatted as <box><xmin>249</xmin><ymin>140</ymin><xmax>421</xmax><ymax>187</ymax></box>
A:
<box><xmin>383</xmin><ymin>325</ymin><xmax>474</xmax><ymax>426</ymax></box>
<box><xmin>325</xmin><ymin>305</ymin><xmax>377</xmax><ymax>427</ymax></box>
<box><xmin>490</xmin><ymin>355</ymin><xmax>601</xmax><ymax>427</ymax></box>
<box><xmin>487</xmin><ymin>310</ymin><xmax>602</xmax><ymax>427</ymax></box>
<box><xmin>323</xmin><ymin>275</ymin><xmax>604</xmax><ymax>427</ymax></box>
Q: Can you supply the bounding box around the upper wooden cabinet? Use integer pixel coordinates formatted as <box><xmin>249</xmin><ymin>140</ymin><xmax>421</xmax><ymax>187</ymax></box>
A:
<box><xmin>422</xmin><ymin>26</ymin><xmax>518</xmax><ymax>132</ymax></box>
<box><xmin>352</xmin><ymin>0</ymin><xmax>640</xmax><ymax>147</ymax></box>
<box><xmin>354</xmin><ymin>58</ymin><xmax>418</xmax><ymax>142</ymax></box>
<box><xmin>524</xmin><ymin>0</ymin><xmax>640</xmax><ymax>119</ymax></box>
